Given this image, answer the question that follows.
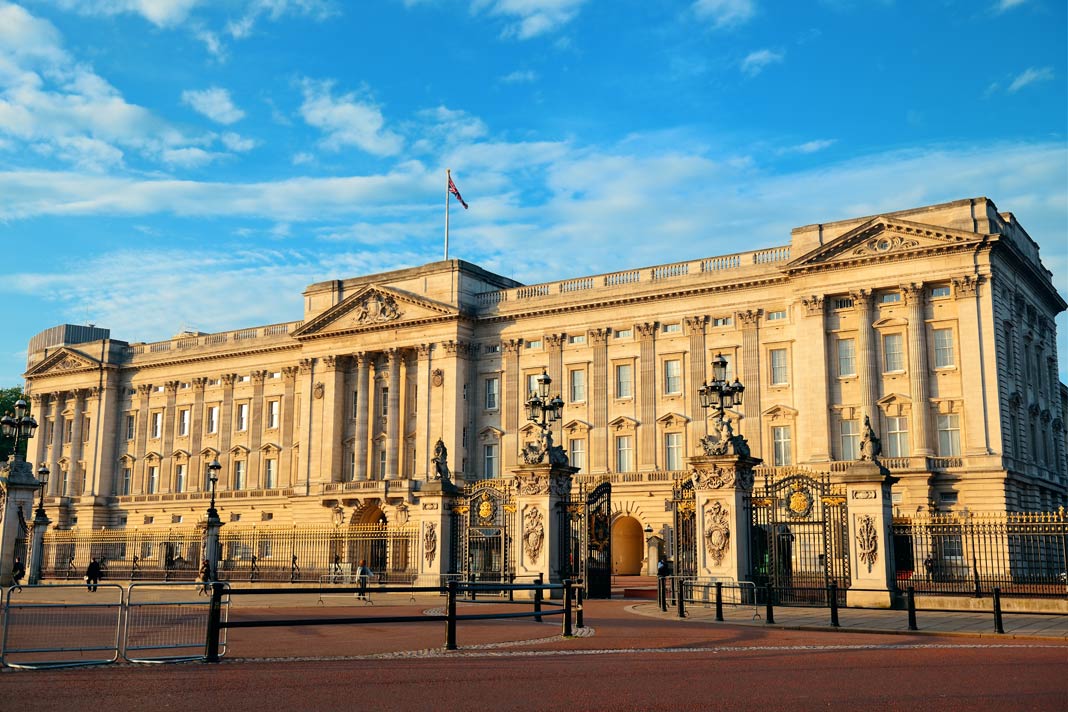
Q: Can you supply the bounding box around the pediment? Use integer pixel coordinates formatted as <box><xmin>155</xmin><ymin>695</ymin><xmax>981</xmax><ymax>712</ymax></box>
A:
<box><xmin>762</xmin><ymin>404</ymin><xmax>798</xmax><ymax>421</ymax></box>
<box><xmin>656</xmin><ymin>412</ymin><xmax>690</xmax><ymax>428</ymax></box>
<box><xmin>200</xmin><ymin>447</ymin><xmax>220</xmax><ymax>459</ymax></box>
<box><xmin>171</xmin><ymin>449</ymin><xmax>191</xmax><ymax>460</ymax></box>
<box><xmin>608</xmin><ymin>416</ymin><xmax>639</xmax><ymax>431</ymax></box>
<box><xmin>260</xmin><ymin>442</ymin><xmax>281</xmax><ymax>453</ymax></box>
<box><xmin>479</xmin><ymin>426</ymin><xmax>504</xmax><ymax>440</ymax></box>
<box><xmin>872</xmin><ymin>316</ymin><xmax>908</xmax><ymax>328</ymax></box>
<box><xmin>787</xmin><ymin>217</ymin><xmax>987</xmax><ymax>271</ymax></box>
<box><xmin>878</xmin><ymin>392</ymin><xmax>911</xmax><ymax>406</ymax></box>
<box><xmin>563</xmin><ymin>419</ymin><xmax>592</xmax><ymax>435</ymax></box>
<box><xmin>292</xmin><ymin>285</ymin><xmax>459</xmax><ymax>338</ymax></box>
<box><xmin>24</xmin><ymin>347</ymin><xmax>101</xmax><ymax>377</ymax></box>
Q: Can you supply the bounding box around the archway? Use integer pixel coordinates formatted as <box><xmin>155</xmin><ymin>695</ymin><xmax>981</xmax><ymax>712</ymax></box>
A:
<box><xmin>349</xmin><ymin>505</ymin><xmax>388</xmax><ymax>573</ymax></box>
<box><xmin>611</xmin><ymin>516</ymin><xmax>645</xmax><ymax>575</ymax></box>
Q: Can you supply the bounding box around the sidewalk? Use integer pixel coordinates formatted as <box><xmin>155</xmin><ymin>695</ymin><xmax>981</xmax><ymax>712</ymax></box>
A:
<box><xmin>629</xmin><ymin>597</ymin><xmax>1068</xmax><ymax>640</ymax></box>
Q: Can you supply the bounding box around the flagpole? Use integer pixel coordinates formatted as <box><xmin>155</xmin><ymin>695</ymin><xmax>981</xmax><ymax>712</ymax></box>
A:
<box><xmin>444</xmin><ymin>168</ymin><xmax>450</xmax><ymax>261</ymax></box>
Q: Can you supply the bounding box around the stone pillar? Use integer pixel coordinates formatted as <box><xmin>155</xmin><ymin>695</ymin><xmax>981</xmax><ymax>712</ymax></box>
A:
<box><xmin>414</xmin><ymin>345</ymin><xmax>433</xmax><ymax>479</ymax></box>
<box><xmin>645</xmin><ymin>535</ymin><xmax>663</xmax><ymax>576</ymax></box>
<box><xmin>953</xmin><ymin>275</ymin><xmax>992</xmax><ymax>455</ymax></box>
<box><xmin>689</xmin><ymin>454</ymin><xmax>759</xmax><ymax>582</ymax></box>
<box><xmin>546</xmin><ymin>334</ymin><xmax>565</xmax><ymax>447</ymax></box>
<box><xmin>798</xmin><ymin>296</ymin><xmax>831</xmax><ymax>462</ymax></box>
<box><xmin>160</xmin><ymin>381</ymin><xmax>178</xmax><ymax>493</ymax></box>
<box><xmin>29</xmin><ymin>394</ymin><xmax>48</xmax><ymax>470</ymax></box>
<box><xmin>202</xmin><ymin>506</ymin><xmax>224</xmax><ymax>581</ymax></box>
<box><xmin>294</xmin><ymin>358</ymin><xmax>315</xmax><ymax>494</ymax></box>
<box><xmin>414</xmin><ymin>479</ymin><xmax>459</xmax><ymax>583</ymax></box>
<box><xmin>248</xmin><ymin>370</ymin><xmax>267</xmax><ymax>488</ymax></box>
<box><xmin>66</xmin><ymin>388</ymin><xmax>87</xmax><ymax>497</ymax></box>
<box><xmin>352</xmin><ymin>354</ymin><xmax>370</xmax><ymax>481</ymax></box>
<box><xmin>318</xmin><ymin>356</ymin><xmax>347</xmax><ymax>484</ymax></box>
<box><xmin>386</xmin><ymin>349</ymin><xmax>401</xmax><ymax>480</ymax></box>
<box><xmin>28</xmin><ymin>500</ymin><xmax>50</xmax><ymax>585</ymax></box>
<box><xmin>512</xmin><ymin>461</ymin><xmax>578</xmax><ymax>597</ymax></box>
<box><xmin>190</xmin><ymin>378</ymin><xmax>208</xmax><ymax>494</ymax></box>
<box><xmin>902</xmin><ymin>283</ymin><xmax>932</xmax><ymax>456</ymax></box>
<box><xmin>502</xmin><ymin>339</ymin><xmax>522</xmax><ymax>471</ymax></box>
<box><xmin>835</xmin><ymin>460</ymin><xmax>898</xmax><ymax>608</ymax></box>
<box><xmin>685</xmin><ymin>316</ymin><xmax>708</xmax><ymax>449</ymax></box>
<box><xmin>132</xmin><ymin>386</ymin><xmax>150</xmax><ymax>495</ymax></box>
<box><xmin>589</xmin><ymin>329</ymin><xmax>610</xmax><ymax>474</ymax></box>
<box><xmin>851</xmin><ymin>290</ymin><xmax>879</xmax><ymax>427</ymax></box>
<box><xmin>636</xmin><ymin>322</ymin><xmax>657</xmax><ymax>471</ymax></box>
<box><xmin>280</xmin><ymin>367</ymin><xmax>298</xmax><ymax>487</ymax></box>
<box><xmin>0</xmin><ymin>459</ymin><xmax>42</xmax><ymax>586</ymax></box>
<box><xmin>737</xmin><ymin>310</ymin><xmax>762</xmax><ymax>455</ymax></box>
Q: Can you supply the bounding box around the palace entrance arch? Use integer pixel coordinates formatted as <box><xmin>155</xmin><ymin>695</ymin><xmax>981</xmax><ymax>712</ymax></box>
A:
<box><xmin>611</xmin><ymin>516</ymin><xmax>644</xmax><ymax>575</ymax></box>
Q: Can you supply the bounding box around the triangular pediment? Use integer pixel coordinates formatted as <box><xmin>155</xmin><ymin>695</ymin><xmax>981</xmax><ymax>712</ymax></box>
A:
<box><xmin>24</xmin><ymin>347</ymin><xmax>101</xmax><ymax>377</ymax></box>
<box><xmin>762</xmin><ymin>404</ymin><xmax>798</xmax><ymax>421</ymax></box>
<box><xmin>608</xmin><ymin>416</ymin><xmax>639</xmax><ymax>431</ymax></box>
<box><xmin>656</xmin><ymin>412</ymin><xmax>690</xmax><ymax>428</ymax></box>
<box><xmin>563</xmin><ymin>419</ymin><xmax>592</xmax><ymax>435</ymax></box>
<box><xmin>788</xmin><ymin>217</ymin><xmax>987</xmax><ymax>271</ymax></box>
<box><xmin>292</xmin><ymin>285</ymin><xmax>459</xmax><ymax>338</ymax></box>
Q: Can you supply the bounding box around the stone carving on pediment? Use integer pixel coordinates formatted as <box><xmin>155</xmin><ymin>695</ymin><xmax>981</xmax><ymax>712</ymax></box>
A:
<box><xmin>736</xmin><ymin>310</ymin><xmax>761</xmax><ymax>328</ymax></box>
<box><xmin>800</xmin><ymin>295</ymin><xmax>824</xmax><ymax>317</ymax></box>
<box><xmin>523</xmin><ymin>507</ymin><xmax>544</xmax><ymax>564</ymax></box>
<box><xmin>515</xmin><ymin>471</ymin><xmax>549</xmax><ymax>496</ymax></box>
<box><xmin>691</xmin><ymin>463</ymin><xmax>753</xmax><ymax>491</ymax></box>
<box><xmin>350</xmin><ymin>292</ymin><xmax>402</xmax><ymax>325</ymax></box>
<box><xmin>851</xmin><ymin>233</ymin><xmax>920</xmax><ymax>257</ymax></box>
<box><xmin>704</xmin><ymin>501</ymin><xmax>731</xmax><ymax>566</ymax></box>
<box><xmin>952</xmin><ymin>275</ymin><xmax>981</xmax><ymax>298</ymax></box>
<box><xmin>54</xmin><ymin>356</ymin><xmax>88</xmax><ymax>372</ymax></box>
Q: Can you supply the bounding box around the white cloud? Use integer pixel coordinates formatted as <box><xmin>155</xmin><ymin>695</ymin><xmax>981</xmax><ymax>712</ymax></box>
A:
<box><xmin>181</xmin><ymin>87</ymin><xmax>245</xmax><ymax>124</ymax></box>
<box><xmin>740</xmin><ymin>49</ymin><xmax>783</xmax><ymax>76</ymax></box>
<box><xmin>1007</xmin><ymin>66</ymin><xmax>1054</xmax><ymax>93</ymax></box>
<box><xmin>160</xmin><ymin>146</ymin><xmax>222</xmax><ymax>167</ymax></box>
<box><xmin>693</xmin><ymin>0</ymin><xmax>755</xmax><ymax>29</ymax></box>
<box><xmin>291</xmin><ymin>151</ymin><xmax>315</xmax><ymax>165</ymax></box>
<box><xmin>994</xmin><ymin>0</ymin><xmax>1027</xmax><ymax>12</ymax></box>
<box><xmin>781</xmin><ymin>139</ymin><xmax>836</xmax><ymax>155</ymax></box>
<box><xmin>500</xmin><ymin>69</ymin><xmax>539</xmax><ymax>84</ymax></box>
<box><xmin>226</xmin><ymin>0</ymin><xmax>337</xmax><ymax>38</ymax></box>
<box><xmin>51</xmin><ymin>0</ymin><xmax>203</xmax><ymax>27</ymax></box>
<box><xmin>473</xmin><ymin>0</ymin><xmax>589</xmax><ymax>39</ymax></box>
<box><xmin>299</xmin><ymin>78</ymin><xmax>403</xmax><ymax>156</ymax></box>
<box><xmin>220</xmin><ymin>132</ymin><xmax>257</xmax><ymax>151</ymax></box>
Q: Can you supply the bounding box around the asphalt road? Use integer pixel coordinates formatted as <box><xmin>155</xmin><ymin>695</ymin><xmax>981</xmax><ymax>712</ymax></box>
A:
<box><xmin>1</xmin><ymin>600</ymin><xmax>1065</xmax><ymax>711</ymax></box>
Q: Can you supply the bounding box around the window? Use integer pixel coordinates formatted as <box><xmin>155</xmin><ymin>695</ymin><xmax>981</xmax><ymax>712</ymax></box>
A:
<box><xmin>351</xmin><ymin>389</ymin><xmax>359</xmax><ymax>419</ymax></box>
<box><xmin>235</xmin><ymin>403</ymin><xmax>248</xmax><ymax>431</ymax></box>
<box><xmin>239</xmin><ymin>375</ymin><xmax>250</xmax><ymax>383</ymax></box>
<box><xmin>526</xmin><ymin>373</ymin><xmax>540</xmax><ymax>397</ymax></box>
<box><xmin>264</xmin><ymin>459</ymin><xmax>277</xmax><ymax>489</ymax></box>
<box><xmin>885</xmin><ymin>416</ymin><xmax>909</xmax><ymax>458</ymax></box>
<box><xmin>615</xmin><ymin>435</ymin><xmax>634</xmax><ymax>472</ymax></box>
<box><xmin>266</xmin><ymin>400</ymin><xmax>280</xmax><ymax>429</ymax></box>
<box><xmin>82</xmin><ymin>417</ymin><xmax>91</xmax><ymax>442</ymax></box>
<box><xmin>767</xmin><ymin>309</ymin><xmax>787</xmax><ymax>321</ymax></box>
<box><xmin>568</xmin><ymin>334</ymin><xmax>586</xmax><ymax>345</ymax></box>
<box><xmin>233</xmin><ymin>460</ymin><xmax>246</xmax><ymax>490</ymax></box>
<box><xmin>568</xmin><ymin>439</ymin><xmax>585</xmax><ymax>470</ymax></box>
<box><xmin>175</xmin><ymin>463</ymin><xmax>186</xmax><ymax>492</ymax></box>
<box><xmin>837</xmin><ymin>338</ymin><xmax>856</xmax><ymax>377</ymax></box>
<box><xmin>665</xmin><ymin>432</ymin><xmax>683</xmax><ymax>471</ymax></box>
<box><xmin>125</xmin><ymin>413</ymin><xmax>136</xmax><ymax>440</ymax></box>
<box><xmin>883</xmin><ymin>333</ymin><xmax>904</xmax><ymax>372</ymax></box>
<box><xmin>569</xmin><ymin>369</ymin><xmax>586</xmax><ymax>402</ymax></box>
<box><xmin>615</xmin><ymin>329</ymin><xmax>632</xmax><ymax>339</ymax></box>
<box><xmin>933</xmin><ymin>328</ymin><xmax>955</xmax><ymax>368</ymax></box>
<box><xmin>64</xmin><ymin>418</ymin><xmax>74</xmax><ymax>443</ymax></box>
<box><xmin>930</xmin><ymin>285</ymin><xmax>951</xmax><ymax>299</ymax></box>
<box><xmin>615</xmin><ymin>363</ymin><xmax>633</xmax><ymax>398</ymax></box>
<box><xmin>662</xmin><ymin>323</ymin><xmax>682</xmax><ymax>333</ymax></box>
<box><xmin>150</xmin><ymin>412</ymin><xmax>162</xmax><ymax>439</ymax></box>
<box><xmin>485</xmin><ymin>344</ymin><xmax>501</xmax><ymax>353</ymax></box>
<box><xmin>772</xmin><ymin>426</ymin><xmax>792</xmax><ymax>466</ymax></box>
<box><xmin>526</xmin><ymin>339</ymin><xmax>542</xmax><ymax>350</ymax></box>
<box><xmin>377</xmin><ymin>449</ymin><xmax>387</xmax><ymax>479</ymax></box>
<box><xmin>712</xmin><ymin>316</ymin><xmax>732</xmax><ymax>327</ymax></box>
<box><xmin>840</xmin><ymin>419</ymin><xmax>860</xmax><ymax>461</ymax></box>
<box><xmin>178</xmin><ymin>409</ymin><xmax>190</xmax><ymax>437</ymax></box>
<box><xmin>484</xmin><ymin>377</ymin><xmax>499</xmax><ymax>410</ymax></box>
<box><xmin>147</xmin><ymin>465</ymin><xmax>159</xmax><ymax>494</ymax></box>
<box><xmin>664</xmin><ymin>359</ymin><xmax>682</xmax><ymax>395</ymax></box>
<box><xmin>120</xmin><ymin>467</ymin><xmax>132</xmax><ymax>496</ymax></box>
<box><xmin>833</xmin><ymin>297</ymin><xmax>854</xmax><ymax>310</ymax></box>
<box><xmin>936</xmin><ymin>414</ymin><xmax>961</xmax><ymax>457</ymax></box>
<box><xmin>879</xmin><ymin>292</ymin><xmax>901</xmax><ymax>304</ymax></box>
<box><xmin>206</xmin><ymin>405</ymin><xmax>219</xmax><ymax>434</ymax></box>
<box><xmin>380</xmin><ymin>387</ymin><xmax>389</xmax><ymax>417</ymax></box>
<box><xmin>770</xmin><ymin>348</ymin><xmax>789</xmax><ymax>386</ymax></box>
<box><xmin>483</xmin><ymin>443</ymin><xmax>499</xmax><ymax>478</ymax></box>
<box><xmin>348</xmin><ymin>449</ymin><xmax>357</xmax><ymax>481</ymax></box>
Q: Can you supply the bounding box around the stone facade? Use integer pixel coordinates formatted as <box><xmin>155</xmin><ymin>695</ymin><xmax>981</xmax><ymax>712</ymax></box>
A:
<box><xmin>21</xmin><ymin>197</ymin><xmax>1067</xmax><ymax>573</ymax></box>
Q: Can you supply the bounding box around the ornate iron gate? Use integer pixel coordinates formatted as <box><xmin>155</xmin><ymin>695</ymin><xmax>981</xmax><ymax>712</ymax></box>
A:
<box><xmin>749</xmin><ymin>472</ymin><xmax>849</xmax><ymax>604</ymax></box>
<box><xmin>584</xmin><ymin>481</ymin><xmax>612</xmax><ymax>598</ymax></box>
<box><xmin>453</xmin><ymin>479</ymin><xmax>515</xmax><ymax>583</ymax></box>
<box><xmin>672</xmin><ymin>477</ymin><xmax>697</xmax><ymax>578</ymax></box>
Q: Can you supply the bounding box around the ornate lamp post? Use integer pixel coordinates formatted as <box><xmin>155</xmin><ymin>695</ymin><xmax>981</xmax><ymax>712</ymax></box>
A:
<box><xmin>34</xmin><ymin>465</ymin><xmax>49</xmax><ymax>519</ymax></box>
<box><xmin>697</xmin><ymin>354</ymin><xmax>748</xmax><ymax>457</ymax></box>
<box><xmin>206</xmin><ymin>458</ymin><xmax>222</xmax><ymax>520</ymax></box>
<box><xmin>1</xmin><ymin>399</ymin><xmax>39</xmax><ymax>462</ymax></box>
<box><xmin>203</xmin><ymin>458</ymin><xmax>223</xmax><ymax>581</ymax></box>
<box><xmin>522</xmin><ymin>370</ymin><xmax>566</xmax><ymax>465</ymax></box>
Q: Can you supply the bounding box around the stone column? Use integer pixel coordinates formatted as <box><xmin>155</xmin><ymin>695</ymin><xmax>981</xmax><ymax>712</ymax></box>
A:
<box><xmin>0</xmin><ymin>459</ymin><xmax>42</xmax><ymax>586</ymax></box>
<box><xmin>902</xmin><ymin>284</ymin><xmax>933</xmax><ymax>456</ymax></box>
<box><xmin>294</xmin><ymin>358</ymin><xmax>315</xmax><ymax>494</ymax></box>
<box><xmin>797</xmin><ymin>296</ymin><xmax>831</xmax><ymax>462</ymax></box>
<box><xmin>851</xmin><ymin>290</ymin><xmax>879</xmax><ymax>427</ymax></box>
<box><xmin>414</xmin><ymin>345</ymin><xmax>433</xmax><ymax>479</ymax></box>
<box><xmin>637</xmin><ymin>322</ymin><xmax>657</xmax><ymax>471</ymax></box>
<box><xmin>737</xmin><ymin>310</ymin><xmax>763</xmax><ymax>455</ymax></box>
<box><xmin>160</xmin><ymin>381</ymin><xmax>178</xmax><ymax>493</ymax></box>
<box><xmin>190</xmin><ymin>378</ymin><xmax>208</xmax><ymax>494</ymax></box>
<box><xmin>352</xmin><ymin>354</ymin><xmax>370</xmax><ymax>481</ymax></box>
<box><xmin>502</xmin><ymin>339</ymin><xmax>522</xmax><ymax>471</ymax></box>
<box><xmin>132</xmin><ymin>385</ymin><xmax>150</xmax><ymax>495</ymax></box>
<box><xmin>29</xmin><ymin>394</ymin><xmax>48</xmax><ymax>469</ymax></box>
<box><xmin>47</xmin><ymin>391</ymin><xmax>67</xmax><ymax>496</ymax></box>
<box><xmin>248</xmin><ymin>370</ymin><xmax>267</xmax><ymax>488</ymax></box>
<box><xmin>280</xmin><ymin>367</ymin><xmax>299</xmax><ymax>487</ymax></box>
<box><xmin>546</xmin><ymin>334</ymin><xmax>565</xmax><ymax>447</ymax></box>
<box><xmin>685</xmin><ymin>316</ymin><xmax>708</xmax><ymax>448</ymax></box>
<box><xmin>589</xmin><ymin>329</ymin><xmax>610</xmax><ymax>474</ymax></box>
<box><xmin>218</xmin><ymin>374</ymin><xmax>237</xmax><ymax>489</ymax></box>
<box><xmin>512</xmin><ymin>461</ymin><xmax>578</xmax><ymax>598</ymax></box>
<box><xmin>414</xmin><ymin>479</ymin><xmax>459</xmax><ymax>583</ymax></box>
<box><xmin>835</xmin><ymin>460</ymin><xmax>898</xmax><ymax>608</ymax></box>
<box><xmin>66</xmin><ymin>388</ymin><xmax>87</xmax><ymax>496</ymax></box>
<box><xmin>689</xmin><ymin>454</ymin><xmax>760</xmax><ymax>582</ymax></box>
<box><xmin>386</xmin><ymin>349</ymin><xmax>401</xmax><ymax>480</ymax></box>
<box><xmin>953</xmin><ymin>275</ymin><xmax>992</xmax><ymax>455</ymax></box>
<box><xmin>28</xmin><ymin>497</ymin><xmax>50</xmax><ymax>585</ymax></box>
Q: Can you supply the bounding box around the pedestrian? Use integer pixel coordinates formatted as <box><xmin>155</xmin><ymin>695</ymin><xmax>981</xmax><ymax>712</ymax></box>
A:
<box><xmin>923</xmin><ymin>554</ymin><xmax>934</xmax><ymax>580</ymax></box>
<box><xmin>11</xmin><ymin>556</ymin><xmax>25</xmax><ymax>592</ymax></box>
<box><xmin>85</xmin><ymin>557</ymin><xmax>102</xmax><ymax>592</ymax></box>
<box><xmin>198</xmin><ymin>558</ymin><xmax>212</xmax><ymax>595</ymax></box>
<box><xmin>657</xmin><ymin>558</ymin><xmax>668</xmax><ymax>578</ymax></box>
<box><xmin>356</xmin><ymin>559</ymin><xmax>373</xmax><ymax>600</ymax></box>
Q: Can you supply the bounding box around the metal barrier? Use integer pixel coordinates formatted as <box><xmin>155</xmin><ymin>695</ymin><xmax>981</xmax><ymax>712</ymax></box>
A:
<box><xmin>2</xmin><ymin>584</ymin><xmax>124</xmax><ymax>669</ymax></box>
<box><xmin>317</xmin><ymin>574</ymin><xmax>381</xmax><ymax>605</ymax></box>
<box><xmin>687</xmin><ymin>580</ymin><xmax>760</xmax><ymax>620</ymax></box>
<box><xmin>125</xmin><ymin>582</ymin><xmax>230</xmax><ymax>663</ymax></box>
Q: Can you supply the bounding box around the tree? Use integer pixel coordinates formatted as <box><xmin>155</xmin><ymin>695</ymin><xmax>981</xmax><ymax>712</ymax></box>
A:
<box><xmin>0</xmin><ymin>385</ymin><xmax>28</xmax><ymax>462</ymax></box>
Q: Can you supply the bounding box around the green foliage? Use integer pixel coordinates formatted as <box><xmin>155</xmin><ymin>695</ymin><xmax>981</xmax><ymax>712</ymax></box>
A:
<box><xmin>0</xmin><ymin>385</ymin><xmax>28</xmax><ymax>462</ymax></box>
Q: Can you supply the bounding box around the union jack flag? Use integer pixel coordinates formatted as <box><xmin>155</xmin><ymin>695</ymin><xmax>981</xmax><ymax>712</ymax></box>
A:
<box><xmin>448</xmin><ymin>174</ymin><xmax>468</xmax><ymax>209</ymax></box>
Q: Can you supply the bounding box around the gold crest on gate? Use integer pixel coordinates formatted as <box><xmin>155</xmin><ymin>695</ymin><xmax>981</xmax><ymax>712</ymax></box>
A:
<box><xmin>788</xmin><ymin>483</ymin><xmax>814</xmax><ymax>518</ymax></box>
<box><xmin>478</xmin><ymin>494</ymin><xmax>495</xmax><ymax>521</ymax></box>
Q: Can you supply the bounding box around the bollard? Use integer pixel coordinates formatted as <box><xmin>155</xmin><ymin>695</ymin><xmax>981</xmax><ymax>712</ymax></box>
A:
<box><xmin>715</xmin><ymin>581</ymin><xmax>724</xmax><ymax>622</ymax></box>
<box><xmin>508</xmin><ymin>572</ymin><xmax>515</xmax><ymax>603</ymax></box>
<box><xmin>563</xmin><ymin>579</ymin><xmax>573</xmax><ymax>637</ymax></box>
<box><xmin>534</xmin><ymin>573</ymin><xmax>544</xmax><ymax>623</ymax></box>
<box><xmin>445</xmin><ymin>579</ymin><xmax>458</xmax><ymax>650</ymax></box>
<box><xmin>907</xmin><ymin>586</ymin><xmax>918</xmax><ymax>631</ymax></box>
<box><xmin>205</xmin><ymin>582</ymin><xmax>224</xmax><ymax>663</ymax></box>
<box><xmin>829</xmin><ymin>581</ymin><xmax>840</xmax><ymax>628</ymax></box>
<box><xmin>992</xmin><ymin>587</ymin><xmax>1005</xmax><ymax>635</ymax></box>
<box><xmin>576</xmin><ymin>580</ymin><xmax>585</xmax><ymax>629</ymax></box>
<box><xmin>658</xmin><ymin>576</ymin><xmax>667</xmax><ymax>612</ymax></box>
<box><xmin>676</xmin><ymin>578</ymin><xmax>687</xmax><ymax>619</ymax></box>
<box><xmin>765</xmin><ymin>586</ymin><xmax>775</xmax><ymax>625</ymax></box>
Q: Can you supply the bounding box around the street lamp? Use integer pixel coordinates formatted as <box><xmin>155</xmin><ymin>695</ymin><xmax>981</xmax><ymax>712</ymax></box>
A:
<box><xmin>522</xmin><ymin>370</ymin><xmax>566</xmax><ymax>465</ymax></box>
<box><xmin>1</xmin><ymin>399</ymin><xmax>39</xmax><ymax>461</ymax></box>
<box><xmin>206</xmin><ymin>458</ymin><xmax>222</xmax><ymax>520</ymax></box>
<box><xmin>697</xmin><ymin>354</ymin><xmax>749</xmax><ymax>457</ymax></box>
<box><xmin>34</xmin><ymin>465</ymin><xmax>49</xmax><ymax>519</ymax></box>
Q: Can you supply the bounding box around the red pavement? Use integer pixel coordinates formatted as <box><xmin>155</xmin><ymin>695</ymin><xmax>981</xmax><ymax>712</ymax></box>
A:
<box><xmin>2</xmin><ymin>599</ymin><xmax>1065</xmax><ymax>711</ymax></box>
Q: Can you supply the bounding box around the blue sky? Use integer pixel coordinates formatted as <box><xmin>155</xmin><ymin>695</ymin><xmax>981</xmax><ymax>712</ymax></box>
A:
<box><xmin>2</xmin><ymin>0</ymin><xmax>1066</xmax><ymax>387</ymax></box>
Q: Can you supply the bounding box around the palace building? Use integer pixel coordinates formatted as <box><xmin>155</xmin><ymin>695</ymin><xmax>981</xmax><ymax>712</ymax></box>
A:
<box><xmin>21</xmin><ymin>197</ymin><xmax>1067</xmax><ymax>575</ymax></box>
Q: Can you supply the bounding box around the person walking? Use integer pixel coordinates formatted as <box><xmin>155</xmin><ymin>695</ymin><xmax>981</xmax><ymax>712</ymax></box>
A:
<box><xmin>356</xmin><ymin>559</ymin><xmax>373</xmax><ymax>600</ymax></box>
<box><xmin>198</xmin><ymin>559</ymin><xmax>212</xmax><ymax>595</ymax></box>
<box><xmin>85</xmin><ymin>557</ymin><xmax>102</xmax><ymax>592</ymax></box>
<box><xmin>11</xmin><ymin>556</ymin><xmax>25</xmax><ymax>592</ymax></box>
